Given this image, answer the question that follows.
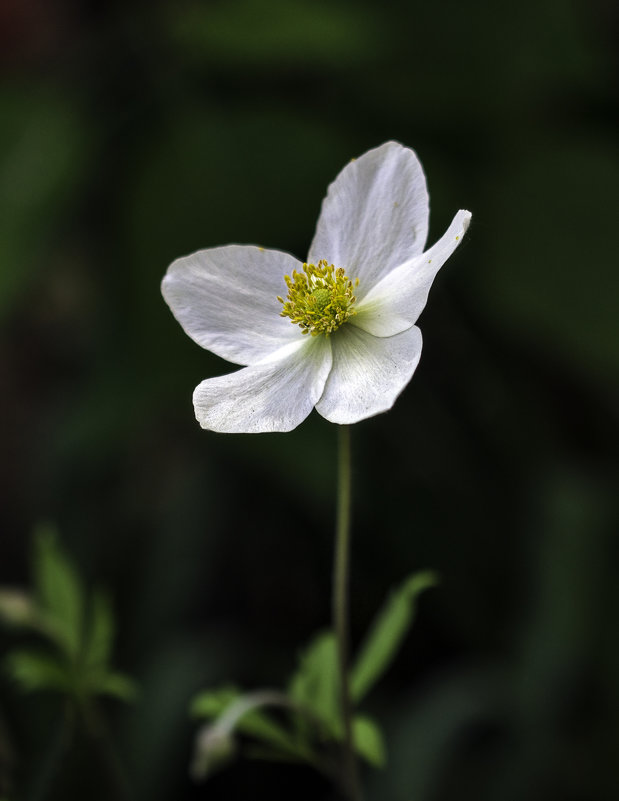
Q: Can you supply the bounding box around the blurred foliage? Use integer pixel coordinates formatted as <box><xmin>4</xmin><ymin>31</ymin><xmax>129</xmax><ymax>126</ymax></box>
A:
<box><xmin>0</xmin><ymin>526</ymin><xmax>135</xmax><ymax>799</ymax></box>
<box><xmin>0</xmin><ymin>526</ymin><xmax>136</xmax><ymax>704</ymax></box>
<box><xmin>0</xmin><ymin>0</ymin><xmax>618</xmax><ymax>799</ymax></box>
<box><xmin>189</xmin><ymin>571</ymin><xmax>432</xmax><ymax>785</ymax></box>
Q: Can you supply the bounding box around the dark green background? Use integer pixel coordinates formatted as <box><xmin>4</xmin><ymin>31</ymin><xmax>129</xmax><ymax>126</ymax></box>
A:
<box><xmin>1</xmin><ymin>0</ymin><xmax>618</xmax><ymax>799</ymax></box>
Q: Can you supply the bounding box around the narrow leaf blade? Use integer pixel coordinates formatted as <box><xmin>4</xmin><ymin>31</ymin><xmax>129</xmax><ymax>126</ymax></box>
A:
<box><xmin>96</xmin><ymin>671</ymin><xmax>138</xmax><ymax>702</ymax></box>
<box><xmin>353</xmin><ymin>715</ymin><xmax>387</xmax><ymax>767</ymax></box>
<box><xmin>84</xmin><ymin>590</ymin><xmax>114</xmax><ymax>670</ymax></box>
<box><xmin>33</xmin><ymin>526</ymin><xmax>84</xmax><ymax>659</ymax></box>
<box><xmin>350</xmin><ymin>570</ymin><xmax>438</xmax><ymax>703</ymax></box>
<box><xmin>190</xmin><ymin>686</ymin><xmax>241</xmax><ymax>719</ymax></box>
<box><xmin>287</xmin><ymin>630</ymin><xmax>340</xmax><ymax>735</ymax></box>
<box><xmin>5</xmin><ymin>649</ymin><xmax>70</xmax><ymax>693</ymax></box>
<box><xmin>192</xmin><ymin>687</ymin><xmax>306</xmax><ymax>758</ymax></box>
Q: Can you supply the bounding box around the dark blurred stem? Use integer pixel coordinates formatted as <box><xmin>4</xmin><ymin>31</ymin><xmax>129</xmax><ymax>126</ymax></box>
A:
<box><xmin>332</xmin><ymin>425</ymin><xmax>363</xmax><ymax>801</ymax></box>
<box><xmin>29</xmin><ymin>701</ymin><xmax>74</xmax><ymax>801</ymax></box>
<box><xmin>81</xmin><ymin>699</ymin><xmax>133</xmax><ymax>801</ymax></box>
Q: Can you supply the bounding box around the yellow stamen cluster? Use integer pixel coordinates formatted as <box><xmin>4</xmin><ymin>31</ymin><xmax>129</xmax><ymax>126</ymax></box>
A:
<box><xmin>277</xmin><ymin>260</ymin><xmax>359</xmax><ymax>336</ymax></box>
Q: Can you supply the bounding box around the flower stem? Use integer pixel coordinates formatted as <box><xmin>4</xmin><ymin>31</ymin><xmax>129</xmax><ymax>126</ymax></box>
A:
<box><xmin>333</xmin><ymin>425</ymin><xmax>363</xmax><ymax>801</ymax></box>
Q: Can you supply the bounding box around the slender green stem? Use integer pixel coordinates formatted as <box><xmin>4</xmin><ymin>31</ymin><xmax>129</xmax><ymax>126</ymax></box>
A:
<box><xmin>332</xmin><ymin>425</ymin><xmax>362</xmax><ymax>801</ymax></box>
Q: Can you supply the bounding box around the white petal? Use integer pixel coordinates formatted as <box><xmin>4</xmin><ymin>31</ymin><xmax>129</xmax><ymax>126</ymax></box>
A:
<box><xmin>162</xmin><ymin>245</ymin><xmax>303</xmax><ymax>366</ymax></box>
<box><xmin>308</xmin><ymin>142</ymin><xmax>429</xmax><ymax>295</ymax></box>
<box><xmin>353</xmin><ymin>210</ymin><xmax>472</xmax><ymax>337</ymax></box>
<box><xmin>193</xmin><ymin>337</ymin><xmax>332</xmax><ymax>433</ymax></box>
<box><xmin>315</xmin><ymin>325</ymin><xmax>422</xmax><ymax>425</ymax></box>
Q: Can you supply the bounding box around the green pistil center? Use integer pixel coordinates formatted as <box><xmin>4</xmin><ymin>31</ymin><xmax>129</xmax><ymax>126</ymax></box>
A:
<box><xmin>277</xmin><ymin>260</ymin><xmax>359</xmax><ymax>337</ymax></box>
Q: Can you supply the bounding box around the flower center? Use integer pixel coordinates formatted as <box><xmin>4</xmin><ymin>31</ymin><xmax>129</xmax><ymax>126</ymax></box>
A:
<box><xmin>277</xmin><ymin>260</ymin><xmax>359</xmax><ymax>336</ymax></box>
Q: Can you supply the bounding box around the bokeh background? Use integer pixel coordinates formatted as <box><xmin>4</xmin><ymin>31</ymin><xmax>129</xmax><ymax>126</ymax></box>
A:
<box><xmin>1</xmin><ymin>0</ymin><xmax>618</xmax><ymax>799</ymax></box>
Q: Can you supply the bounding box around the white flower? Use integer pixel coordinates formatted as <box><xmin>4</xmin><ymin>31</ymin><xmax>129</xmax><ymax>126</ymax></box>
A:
<box><xmin>162</xmin><ymin>142</ymin><xmax>471</xmax><ymax>433</ymax></box>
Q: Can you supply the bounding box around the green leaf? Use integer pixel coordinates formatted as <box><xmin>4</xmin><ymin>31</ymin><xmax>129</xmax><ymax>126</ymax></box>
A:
<box><xmin>5</xmin><ymin>649</ymin><xmax>70</xmax><ymax>693</ymax></box>
<box><xmin>84</xmin><ymin>590</ymin><xmax>114</xmax><ymax>670</ymax></box>
<box><xmin>233</xmin><ymin>708</ymin><xmax>294</xmax><ymax>753</ymax></box>
<box><xmin>353</xmin><ymin>715</ymin><xmax>386</xmax><ymax>768</ymax></box>
<box><xmin>192</xmin><ymin>687</ymin><xmax>305</xmax><ymax>759</ymax></box>
<box><xmin>191</xmin><ymin>686</ymin><xmax>240</xmax><ymax>719</ymax></box>
<box><xmin>350</xmin><ymin>570</ymin><xmax>438</xmax><ymax>703</ymax></box>
<box><xmin>5</xmin><ymin>526</ymin><xmax>138</xmax><ymax>704</ymax></box>
<box><xmin>288</xmin><ymin>630</ymin><xmax>340</xmax><ymax>736</ymax></box>
<box><xmin>33</xmin><ymin>525</ymin><xmax>85</xmax><ymax>659</ymax></box>
<box><xmin>96</xmin><ymin>671</ymin><xmax>138</xmax><ymax>702</ymax></box>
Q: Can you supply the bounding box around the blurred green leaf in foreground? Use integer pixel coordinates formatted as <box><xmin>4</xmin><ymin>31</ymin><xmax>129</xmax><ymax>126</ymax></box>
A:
<box><xmin>0</xmin><ymin>524</ymin><xmax>136</xmax><ymax>705</ymax></box>
<box><xmin>0</xmin><ymin>525</ymin><xmax>137</xmax><ymax>800</ymax></box>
